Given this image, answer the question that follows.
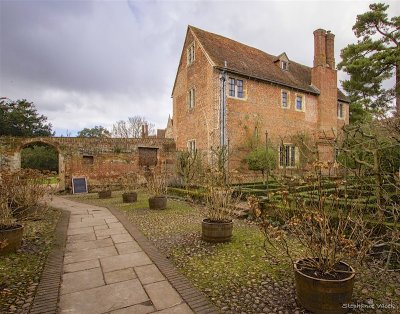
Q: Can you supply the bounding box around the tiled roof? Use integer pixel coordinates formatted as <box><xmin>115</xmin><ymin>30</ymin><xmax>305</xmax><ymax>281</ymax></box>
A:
<box><xmin>189</xmin><ymin>26</ymin><xmax>350</xmax><ymax>103</ymax></box>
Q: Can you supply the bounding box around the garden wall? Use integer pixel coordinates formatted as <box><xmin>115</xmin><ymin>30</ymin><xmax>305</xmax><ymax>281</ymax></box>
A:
<box><xmin>0</xmin><ymin>137</ymin><xmax>176</xmax><ymax>191</ymax></box>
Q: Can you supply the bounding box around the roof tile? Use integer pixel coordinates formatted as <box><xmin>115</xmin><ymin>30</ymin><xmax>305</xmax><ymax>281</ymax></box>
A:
<box><xmin>189</xmin><ymin>26</ymin><xmax>349</xmax><ymax>102</ymax></box>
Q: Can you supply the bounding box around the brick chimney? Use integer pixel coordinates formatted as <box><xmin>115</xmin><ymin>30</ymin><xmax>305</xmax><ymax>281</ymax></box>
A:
<box><xmin>313</xmin><ymin>29</ymin><xmax>326</xmax><ymax>67</ymax></box>
<box><xmin>326</xmin><ymin>31</ymin><xmax>335</xmax><ymax>69</ymax></box>
<box><xmin>141</xmin><ymin>124</ymin><xmax>148</xmax><ymax>138</ymax></box>
<box><xmin>311</xmin><ymin>28</ymin><xmax>338</xmax><ymax>159</ymax></box>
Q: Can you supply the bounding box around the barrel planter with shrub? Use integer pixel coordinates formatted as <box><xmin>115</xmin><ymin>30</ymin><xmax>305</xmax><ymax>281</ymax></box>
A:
<box><xmin>122</xmin><ymin>192</ymin><xmax>137</xmax><ymax>203</ymax></box>
<box><xmin>148</xmin><ymin>196</ymin><xmax>167</xmax><ymax>210</ymax></box>
<box><xmin>294</xmin><ymin>259</ymin><xmax>355</xmax><ymax>314</ymax></box>
<box><xmin>0</xmin><ymin>224</ymin><xmax>24</xmax><ymax>256</ymax></box>
<box><xmin>201</xmin><ymin>219</ymin><xmax>233</xmax><ymax>243</ymax></box>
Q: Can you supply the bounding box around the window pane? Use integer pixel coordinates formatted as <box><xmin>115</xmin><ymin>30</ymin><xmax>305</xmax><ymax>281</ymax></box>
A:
<box><xmin>285</xmin><ymin>146</ymin><xmax>290</xmax><ymax>166</ymax></box>
<box><xmin>337</xmin><ymin>103</ymin><xmax>343</xmax><ymax>118</ymax></box>
<box><xmin>282</xmin><ymin>91</ymin><xmax>287</xmax><ymax>107</ymax></box>
<box><xmin>237</xmin><ymin>80</ymin><xmax>243</xmax><ymax>98</ymax></box>
<box><xmin>296</xmin><ymin>96</ymin><xmax>302</xmax><ymax>110</ymax></box>
<box><xmin>290</xmin><ymin>146</ymin><xmax>295</xmax><ymax>167</ymax></box>
<box><xmin>229</xmin><ymin>78</ymin><xmax>235</xmax><ymax>97</ymax></box>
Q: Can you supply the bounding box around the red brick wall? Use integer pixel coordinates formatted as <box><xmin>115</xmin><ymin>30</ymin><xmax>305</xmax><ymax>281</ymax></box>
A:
<box><xmin>172</xmin><ymin>29</ymin><xmax>349</xmax><ymax>172</ymax></box>
<box><xmin>173</xmin><ymin>29</ymin><xmax>220</xmax><ymax>152</ymax></box>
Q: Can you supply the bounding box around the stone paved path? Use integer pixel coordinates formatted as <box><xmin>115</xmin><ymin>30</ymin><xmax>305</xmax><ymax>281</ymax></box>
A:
<box><xmin>49</xmin><ymin>196</ymin><xmax>194</xmax><ymax>314</ymax></box>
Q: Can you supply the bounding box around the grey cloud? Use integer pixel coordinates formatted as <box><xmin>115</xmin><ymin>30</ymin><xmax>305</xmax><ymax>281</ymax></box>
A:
<box><xmin>1</xmin><ymin>0</ymin><xmax>399</xmax><ymax>134</ymax></box>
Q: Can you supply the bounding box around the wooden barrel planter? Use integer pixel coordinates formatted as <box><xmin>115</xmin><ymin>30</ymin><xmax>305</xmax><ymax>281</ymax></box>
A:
<box><xmin>201</xmin><ymin>219</ymin><xmax>233</xmax><ymax>243</ymax></box>
<box><xmin>0</xmin><ymin>224</ymin><xmax>24</xmax><ymax>256</ymax></box>
<box><xmin>98</xmin><ymin>190</ymin><xmax>112</xmax><ymax>199</ymax></box>
<box><xmin>294</xmin><ymin>259</ymin><xmax>355</xmax><ymax>314</ymax></box>
<box><xmin>148</xmin><ymin>196</ymin><xmax>167</xmax><ymax>210</ymax></box>
<box><xmin>122</xmin><ymin>192</ymin><xmax>137</xmax><ymax>203</ymax></box>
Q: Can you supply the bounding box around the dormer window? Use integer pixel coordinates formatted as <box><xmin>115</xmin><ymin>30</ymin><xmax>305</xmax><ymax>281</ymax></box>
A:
<box><xmin>276</xmin><ymin>53</ymin><xmax>289</xmax><ymax>71</ymax></box>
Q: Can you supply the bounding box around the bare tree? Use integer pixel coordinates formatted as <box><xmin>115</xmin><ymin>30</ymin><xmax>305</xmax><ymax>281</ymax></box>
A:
<box><xmin>111</xmin><ymin>116</ymin><xmax>155</xmax><ymax>138</ymax></box>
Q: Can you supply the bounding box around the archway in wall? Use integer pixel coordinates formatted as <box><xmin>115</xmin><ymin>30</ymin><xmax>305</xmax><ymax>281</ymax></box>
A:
<box><xmin>20</xmin><ymin>142</ymin><xmax>64</xmax><ymax>189</ymax></box>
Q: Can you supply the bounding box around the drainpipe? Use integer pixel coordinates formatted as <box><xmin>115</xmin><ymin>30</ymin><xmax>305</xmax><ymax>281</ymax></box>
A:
<box><xmin>219</xmin><ymin>61</ymin><xmax>228</xmax><ymax>148</ymax></box>
<box><xmin>219</xmin><ymin>61</ymin><xmax>228</xmax><ymax>183</ymax></box>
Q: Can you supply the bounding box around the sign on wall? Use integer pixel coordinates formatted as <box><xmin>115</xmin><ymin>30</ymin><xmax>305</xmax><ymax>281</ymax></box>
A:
<box><xmin>72</xmin><ymin>177</ymin><xmax>88</xmax><ymax>194</ymax></box>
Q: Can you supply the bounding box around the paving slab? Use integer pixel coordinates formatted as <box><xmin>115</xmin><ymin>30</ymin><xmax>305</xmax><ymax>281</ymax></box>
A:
<box><xmin>111</xmin><ymin>233</ymin><xmax>134</xmax><ymax>243</ymax></box>
<box><xmin>81</xmin><ymin>217</ymin><xmax>108</xmax><ymax>224</ymax></box>
<box><xmin>66</xmin><ymin>238</ymin><xmax>114</xmax><ymax>252</ymax></box>
<box><xmin>95</xmin><ymin>227</ymin><xmax>127</xmax><ymax>237</ymax></box>
<box><xmin>135</xmin><ymin>264</ymin><xmax>165</xmax><ymax>285</ymax></box>
<box><xmin>64</xmin><ymin>246</ymin><xmax>118</xmax><ymax>264</ymax></box>
<box><xmin>115</xmin><ymin>241</ymin><xmax>142</xmax><ymax>254</ymax></box>
<box><xmin>104</xmin><ymin>268</ymin><xmax>137</xmax><ymax>284</ymax></box>
<box><xmin>60</xmin><ymin>279</ymin><xmax>149</xmax><ymax>313</ymax></box>
<box><xmin>67</xmin><ymin>226</ymin><xmax>94</xmax><ymax>236</ymax></box>
<box><xmin>64</xmin><ymin>259</ymin><xmax>100</xmax><ymax>273</ymax></box>
<box><xmin>67</xmin><ymin>232</ymin><xmax>96</xmax><ymax>243</ymax></box>
<box><xmin>94</xmin><ymin>224</ymin><xmax>109</xmax><ymax>230</ymax></box>
<box><xmin>69</xmin><ymin>220</ymin><xmax>107</xmax><ymax>229</ymax></box>
<box><xmin>61</xmin><ymin>268</ymin><xmax>104</xmax><ymax>294</ymax></box>
<box><xmin>154</xmin><ymin>303</ymin><xmax>194</xmax><ymax>314</ymax></box>
<box><xmin>144</xmin><ymin>280</ymin><xmax>183</xmax><ymax>310</ymax></box>
<box><xmin>109</xmin><ymin>303</ymin><xmax>155</xmax><ymax>314</ymax></box>
<box><xmin>100</xmin><ymin>252</ymin><xmax>152</xmax><ymax>272</ymax></box>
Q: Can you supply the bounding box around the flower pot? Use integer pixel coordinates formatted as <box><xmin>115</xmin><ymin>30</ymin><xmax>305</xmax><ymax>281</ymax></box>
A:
<box><xmin>98</xmin><ymin>190</ymin><xmax>112</xmax><ymax>199</ymax></box>
<box><xmin>294</xmin><ymin>259</ymin><xmax>355</xmax><ymax>314</ymax></box>
<box><xmin>0</xmin><ymin>224</ymin><xmax>24</xmax><ymax>256</ymax></box>
<box><xmin>122</xmin><ymin>192</ymin><xmax>137</xmax><ymax>203</ymax></box>
<box><xmin>202</xmin><ymin>218</ymin><xmax>233</xmax><ymax>243</ymax></box>
<box><xmin>148</xmin><ymin>196</ymin><xmax>167</xmax><ymax>210</ymax></box>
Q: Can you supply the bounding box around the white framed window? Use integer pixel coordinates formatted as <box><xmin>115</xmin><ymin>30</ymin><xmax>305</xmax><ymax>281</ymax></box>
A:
<box><xmin>228</xmin><ymin>77</ymin><xmax>245</xmax><ymax>99</ymax></box>
<box><xmin>187</xmin><ymin>88</ymin><xmax>195</xmax><ymax>109</ymax></box>
<box><xmin>295</xmin><ymin>94</ymin><xmax>305</xmax><ymax>112</ymax></box>
<box><xmin>281</xmin><ymin>90</ymin><xmax>289</xmax><ymax>108</ymax></box>
<box><xmin>281</xmin><ymin>60</ymin><xmax>288</xmax><ymax>70</ymax></box>
<box><xmin>187</xmin><ymin>139</ymin><xmax>196</xmax><ymax>155</ymax></box>
<box><xmin>187</xmin><ymin>42</ymin><xmax>195</xmax><ymax>65</ymax></box>
<box><xmin>279</xmin><ymin>144</ymin><xmax>296</xmax><ymax>167</ymax></box>
<box><xmin>337</xmin><ymin>102</ymin><xmax>344</xmax><ymax>119</ymax></box>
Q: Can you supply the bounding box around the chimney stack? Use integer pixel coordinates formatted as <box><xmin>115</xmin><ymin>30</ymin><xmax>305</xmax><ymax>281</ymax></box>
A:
<box><xmin>141</xmin><ymin>124</ymin><xmax>148</xmax><ymax>138</ymax></box>
<box><xmin>326</xmin><ymin>31</ymin><xmax>335</xmax><ymax>69</ymax></box>
<box><xmin>313</xmin><ymin>29</ymin><xmax>326</xmax><ymax>67</ymax></box>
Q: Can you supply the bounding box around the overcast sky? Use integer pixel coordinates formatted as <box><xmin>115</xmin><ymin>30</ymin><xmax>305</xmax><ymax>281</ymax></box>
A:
<box><xmin>0</xmin><ymin>0</ymin><xmax>398</xmax><ymax>136</ymax></box>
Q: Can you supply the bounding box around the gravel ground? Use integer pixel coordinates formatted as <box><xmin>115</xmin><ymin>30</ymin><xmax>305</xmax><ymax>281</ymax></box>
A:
<box><xmin>72</xmin><ymin>192</ymin><xmax>400</xmax><ymax>314</ymax></box>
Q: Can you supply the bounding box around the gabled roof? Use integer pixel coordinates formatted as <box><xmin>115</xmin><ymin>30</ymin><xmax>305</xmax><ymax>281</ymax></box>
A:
<box><xmin>188</xmin><ymin>26</ymin><xmax>350</xmax><ymax>103</ymax></box>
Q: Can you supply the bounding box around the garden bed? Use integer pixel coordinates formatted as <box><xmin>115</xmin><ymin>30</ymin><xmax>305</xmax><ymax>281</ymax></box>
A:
<box><xmin>70</xmin><ymin>191</ymin><xmax>400</xmax><ymax>313</ymax></box>
<box><xmin>0</xmin><ymin>207</ymin><xmax>61</xmax><ymax>313</ymax></box>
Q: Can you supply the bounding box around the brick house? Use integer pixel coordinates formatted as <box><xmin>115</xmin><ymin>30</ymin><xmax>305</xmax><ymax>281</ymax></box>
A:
<box><xmin>171</xmin><ymin>26</ymin><xmax>349</xmax><ymax>171</ymax></box>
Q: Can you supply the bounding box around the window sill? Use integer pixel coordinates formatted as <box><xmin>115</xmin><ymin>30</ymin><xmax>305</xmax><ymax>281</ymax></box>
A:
<box><xmin>227</xmin><ymin>95</ymin><xmax>247</xmax><ymax>101</ymax></box>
